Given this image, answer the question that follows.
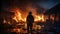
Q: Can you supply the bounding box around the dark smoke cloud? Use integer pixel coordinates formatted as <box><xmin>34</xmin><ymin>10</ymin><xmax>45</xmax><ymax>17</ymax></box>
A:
<box><xmin>1</xmin><ymin>0</ymin><xmax>45</xmax><ymax>15</ymax></box>
<box><xmin>1</xmin><ymin>0</ymin><xmax>41</xmax><ymax>7</ymax></box>
<box><xmin>1</xmin><ymin>0</ymin><xmax>45</xmax><ymax>20</ymax></box>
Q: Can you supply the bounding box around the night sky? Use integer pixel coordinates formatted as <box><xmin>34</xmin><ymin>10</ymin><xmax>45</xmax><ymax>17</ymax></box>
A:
<box><xmin>39</xmin><ymin>0</ymin><xmax>60</xmax><ymax>9</ymax></box>
<box><xmin>1</xmin><ymin>0</ymin><xmax>60</xmax><ymax>10</ymax></box>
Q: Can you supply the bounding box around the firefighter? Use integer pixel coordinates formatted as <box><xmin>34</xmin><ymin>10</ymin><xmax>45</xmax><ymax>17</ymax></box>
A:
<box><xmin>26</xmin><ymin>12</ymin><xmax>34</xmax><ymax>34</ymax></box>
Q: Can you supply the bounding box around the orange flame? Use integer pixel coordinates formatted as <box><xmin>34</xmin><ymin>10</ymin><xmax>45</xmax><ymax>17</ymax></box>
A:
<box><xmin>34</xmin><ymin>14</ymin><xmax>45</xmax><ymax>22</ymax></box>
<box><xmin>12</xmin><ymin>9</ymin><xmax>45</xmax><ymax>22</ymax></box>
<box><xmin>11</xmin><ymin>8</ymin><xmax>51</xmax><ymax>22</ymax></box>
<box><xmin>50</xmin><ymin>15</ymin><xmax>54</xmax><ymax>21</ymax></box>
<box><xmin>12</xmin><ymin>9</ymin><xmax>26</xmax><ymax>22</ymax></box>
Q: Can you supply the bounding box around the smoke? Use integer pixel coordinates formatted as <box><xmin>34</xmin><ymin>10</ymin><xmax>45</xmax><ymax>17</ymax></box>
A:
<box><xmin>2</xmin><ymin>0</ymin><xmax>44</xmax><ymax>13</ymax></box>
<box><xmin>2</xmin><ymin>0</ymin><xmax>45</xmax><ymax>19</ymax></box>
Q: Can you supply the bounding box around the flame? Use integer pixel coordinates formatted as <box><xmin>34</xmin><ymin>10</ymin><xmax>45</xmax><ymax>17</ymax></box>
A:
<box><xmin>34</xmin><ymin>14</ymin><xmax>45</xmax><ymax>22</ymax></box>
<box><xmin>12</xmin><ymin>9</ymin><xmax>26</xmax><ymax>22</ymax></box>
<box><xmin>11</xmin><ymin>8</ymin><xmax>51</xmax><ymax>22</ymax></box>
<box><xmin>13</xmin><ymin>10</ymin><xmax>45</xmax><ymax>22</ymax></box>
<box><xmin>50</xmin><ymin>15</ymin><xmax>54</xmax><ymax>21</ymax></box>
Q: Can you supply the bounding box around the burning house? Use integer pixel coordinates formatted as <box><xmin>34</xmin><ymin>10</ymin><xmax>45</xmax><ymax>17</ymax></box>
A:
<box><xmin>44</xmin><ymin>3</ymin><xmax>60</xmax><ymax>34</ymax></box>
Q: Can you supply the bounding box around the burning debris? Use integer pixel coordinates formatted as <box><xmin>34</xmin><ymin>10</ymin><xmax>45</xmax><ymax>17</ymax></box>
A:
<box><xmin>9</xmin><ymin>8</ymin><xmax>46</xmax><ymax>22</ymax></box>
<box><xmin>3</xmin><ymin>7</ymin><xmax>55</xmax><ymax>23</ymax></box>
<box><xmin>1</xmin><ymin>7</ymin><xmax>56</xmax><ymax>25</ymax></box>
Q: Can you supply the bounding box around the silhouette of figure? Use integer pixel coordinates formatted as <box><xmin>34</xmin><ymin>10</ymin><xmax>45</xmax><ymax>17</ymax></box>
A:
<box><xmin>26</xmin><ymin>12</ymin><xmax>34</xmax><ymax>34</ymax></box>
